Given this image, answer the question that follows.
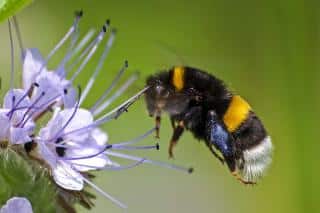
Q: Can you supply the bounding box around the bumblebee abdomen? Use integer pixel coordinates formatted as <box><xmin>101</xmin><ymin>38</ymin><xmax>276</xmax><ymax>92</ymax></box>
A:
<box><xmin>222</xmin><ymin>95</ymin><xmax>273</xmax><ymax>182</ymax></box>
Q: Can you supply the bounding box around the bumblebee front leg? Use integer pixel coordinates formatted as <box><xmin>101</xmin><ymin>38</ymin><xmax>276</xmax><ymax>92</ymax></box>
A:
<box><xmin>155</xmin><ymin>115</ymin><xmax>161</xmax><ymax>138</ymax></box>
<box><xmin>153</xmin><ymin>108</ymin><xmax>163</xmax><ymax>138</ymax></box>
<box><xmin>168</xmin><ymin>121</ymin><xmax>185</xmax><ymax>158</ymax></box>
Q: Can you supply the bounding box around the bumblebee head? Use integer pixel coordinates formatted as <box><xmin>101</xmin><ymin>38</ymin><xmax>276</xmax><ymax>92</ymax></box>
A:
<box><xmin>148</xmin><ymin>77</ymin><xmax>172</xmax><ymax>96</ymax></box>
<box><xmin>145</xmin><ymin>72</ymin><xmax>172</xmax><ymax>116</ymax></box>
<box><xmin>145</xmin><ymin>71</ymin><xmax>189</xmax><ymax>116</ymax></box>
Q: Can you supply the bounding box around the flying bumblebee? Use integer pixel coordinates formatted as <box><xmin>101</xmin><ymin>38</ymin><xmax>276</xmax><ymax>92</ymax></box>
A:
<box><xmin>144</xmin><ymin>66</ymin><xmax>273</xmax><ymax>184</ymax></box>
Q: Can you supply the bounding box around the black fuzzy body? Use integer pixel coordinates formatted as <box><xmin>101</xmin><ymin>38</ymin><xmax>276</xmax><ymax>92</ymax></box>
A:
<box><xmin>145</xmin><ymin>66</ymin><xmax>268</xmax><ymax>176</ymax></box>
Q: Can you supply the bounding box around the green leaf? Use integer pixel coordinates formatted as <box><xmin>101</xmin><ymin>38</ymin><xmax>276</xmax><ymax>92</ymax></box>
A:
<box><xmin>0</xmin><ymin>0</ymin><xmax>33</xmax><ymax>22</ymax></box>
<box><xmin>0</xmin><ymin>149</ymin><xmax>57</xmax><ymax>213</ymax></box>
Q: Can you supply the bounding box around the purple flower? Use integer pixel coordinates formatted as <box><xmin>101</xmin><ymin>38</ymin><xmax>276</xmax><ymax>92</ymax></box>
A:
<box><xmin>36</xmin><ymin>107</ymin><xmax>109</xmax><ymax>188</ymax></box>
<box><xmin>0</xmin><ymin>89</ymin><xmax>35</xmax><ymax>144</ymax></box>
<box><xmin>0</xmin><ymin>11</ymin><xmax>193</xmax><ymax>210</ymax></box>
<box><xmin>0</xmin><ymin>197</ymin><xmax>33</xmax><ymax>213</ymax></box>
<box><xmin>22</xmin><ymin>48</ymin><xmax>77</xmax><ymax>111</ymax></box>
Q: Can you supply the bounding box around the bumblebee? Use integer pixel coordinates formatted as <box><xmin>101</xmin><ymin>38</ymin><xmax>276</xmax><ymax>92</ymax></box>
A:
<box><xmin>144</xmin><ymin>66</ymin><xmax>273</xmax><ymax>184</ymax></box>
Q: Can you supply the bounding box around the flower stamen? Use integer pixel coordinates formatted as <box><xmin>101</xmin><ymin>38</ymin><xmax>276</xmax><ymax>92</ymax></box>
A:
<box><xmin>8</xmin><ymin>19</ymin><xmax>15</xmax><ymax>92</ymax></box>
<box><xmin>71</xmin><ymin>29</ymin><xmax>96</xmax><ymax>59</ymax></box>
<box><xmin>95</xmin><ymin>86</ymin><xmax>149</xmax><ymax>124</ymax></box>
<box><xmin>110</xmin><ymin>143</ymin><xmax>159</xmax><ymax>150</ymax></box>
<box><xmin>41</xmin><ymin>10</ymin><xmax>84</xmax><ymax>73</ymax></box>
<box><xmin>56</xmin><ymin>87</ymin><xmax>148</xmax><ymax>139</ymax></box>
<box><xmin>50</xmin><ymin>86</ymin><xmax>81</xmax><ymax>141</ymax></box>
<box><xmin>82</xmin><ymin>176</ymin><xmax>128</xmax><ymax>209</ymax></box>
<box><xmin>17</xmin><ymin>91</ymin><xmax>45</xmax><ymax>127</ymax></box>
<box><xmin>90</xmin><ymin>60</ymin><xmax>128</xmax><ymax>114</ymax></box>
<box><xmin>73</xmin><ymin>159</ymin><xmax>145</xmax><ymax>171</ymax></box>
<box><xmin>80</xmin><ymin>28</ymin><xmax>116</xmax><ymax>105</ymax></box>
<box><xmin>105</xmin><ymin>151</ymin><xmax>194</xmax><ymax>174</ymax></box>
<box><xmin>70</xmin><ymin>23</ymin><xmax>110</xmax><ymax>83</ymax></box>
<box><xmin>76</xmin><ymin>20</ymin><xmax>110</xmax><ymax>64</ymax></box>
<box><xmin>93</xmin><ymin>72</ymin><xmax>138</xmax><ymax>116</ymax></box>
<box><xmin>60</xmin><ymin>128</ymin><xmax>155</xmax><ymax>161</ymax></box>
<box><xmin>12</xmin><ymin>16</ymin><xmax>25</xmax><ymax>58</ymax></box>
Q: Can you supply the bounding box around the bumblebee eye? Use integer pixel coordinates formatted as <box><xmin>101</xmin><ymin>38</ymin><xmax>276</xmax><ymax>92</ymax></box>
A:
<box><xmin>155</xmin><ymin>85</ymin><xmax>170</xmax><ymax>98</ymax></box>
<box><xmin>155</xmin><ymin>85</ymin><xmax>164</xmax><ymax>94</ymax></box>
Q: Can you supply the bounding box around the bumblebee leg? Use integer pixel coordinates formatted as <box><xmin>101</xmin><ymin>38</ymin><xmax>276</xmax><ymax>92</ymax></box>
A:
<box><xmin>170</xmin><ymin>117</ymin><xmax>176</xmax><ymax>129</ymax></box>
<box><xmin>169</xmin><ymin>121</ymin><xmax>184</xmax><ymax>158</ymax></box>
<box><xmin>204</xmin><ymin>141</ymin><xmax>225</xmax><ymax>164</ymax></box>
<box><xmin>155</xmin><ymin>115</ymin><xmax>161</xmax><ymax>138</ymax></box>
<box><xmin>225</xmin><ymin>156</ymin><xmax>256</xmax><ymax>185</ymax></box>
<box><xmin>206</xmin><ymin>110</ymin><xmax>235</xmax><ymax>166</ymax></box>
<box><xmin>231</xmin><ymin>172</ymin><xmax>256</xmax><ymax>185</ymax></box>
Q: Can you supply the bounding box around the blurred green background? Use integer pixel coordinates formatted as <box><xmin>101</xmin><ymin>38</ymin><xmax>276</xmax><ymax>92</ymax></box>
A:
<box><xmin>0</xmin><ymin>0</ymin><xmax>319</xmax><ymax>212</ymax></box>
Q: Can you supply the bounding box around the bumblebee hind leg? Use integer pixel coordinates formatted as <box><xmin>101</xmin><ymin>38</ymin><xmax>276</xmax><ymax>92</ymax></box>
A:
<box><xmin>231</xmin><ymin>172</ymin><xmax>256</xmax><ymax>185</ymax></box>
<box><xmin>206</xmin><ymin>110</ymin><xmax>233</xmax><ymax>165</ymax></box>
<box><xmin>206</xmin><ymin>111</ymin><xmax>256</xmax><ymax>185</ymax></box>
<box><xmin>204</xmin><ymin>141</ymin><xmax>225</xmax><ymax>164</ymax></box>
<box><xmin>225</xmin><ymin>156</ymin><xmax>256</xmax><ymax>185</ymax></box>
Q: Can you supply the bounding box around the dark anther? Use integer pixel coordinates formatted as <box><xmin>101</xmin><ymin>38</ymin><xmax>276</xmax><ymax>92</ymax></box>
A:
<box><xmin>56</xmin><ymin>137</ymin><xmax>64</xmax><ymax>143</ymax></box>
<box><xmin>156</xmin><ymin>143</ymin><xmax>160</xmax><ymax>150</ymax></box>
<box><xmin>188</xmin><ymin>167</ymin><xmax>194</xmax><ymax>174</ymax></box>
<box><xmin>102</xmin><ymin>25</ymin><xmax>107</xmax><ymax>33</ymax></box>
<box><xmin>63</xmin><ymin>88</ymin><xmax>68</xmax><ymax>94</ymax></box>
<box><xmin>106</xmin><ymin>19</ymin><xmax>110</xmax><ymax>26</ymax></box>
<box><xmin>105</xmin><ymin>144</ymin><xmax>113</xmax><ymax>150</ymax></box>
<box><xmin>75</xmin><ymin>10</ymin><xmax>83</xmax><ymax>18</ymax></box>
<box><xmin>55</xmin><ymin>137</ymin><xmax>66</xmax><ymax>157</ymax></box>
<box><xmin>124</xmin><ymin>60</ymin><xmax>129</xmax><ymax>68</ymax></box>
<box><xmin>33</xmin><ymin>82</ymin><xmax>39</xmax><ymax>87</ymax></box>
<box><xmin>56</xmin><ymin>147</ymin><xmax>66</xmax><ymax>157</ymax></box>
<box><xmin>24</xmin><ymin>141</ymin><xmax>36</xmax><ymax>153</ymax></box>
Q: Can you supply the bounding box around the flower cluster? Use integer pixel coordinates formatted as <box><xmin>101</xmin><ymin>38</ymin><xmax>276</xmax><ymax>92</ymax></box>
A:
<box><xmin>0</xmin><ymin>12</ymin><xmax>192</xmax><ymax>211</ymax></box>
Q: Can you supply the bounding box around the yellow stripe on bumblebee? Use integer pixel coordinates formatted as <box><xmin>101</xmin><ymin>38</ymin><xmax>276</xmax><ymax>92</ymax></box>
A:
<box><xmin>172</xmin><ymin>66</ymin><xmax>185</xmax><ymax>91</ymax></box>
<box><xmin>223</xmin><ymin>95</ymin><xmax>251</xmax><ymax>132</ymax></box>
